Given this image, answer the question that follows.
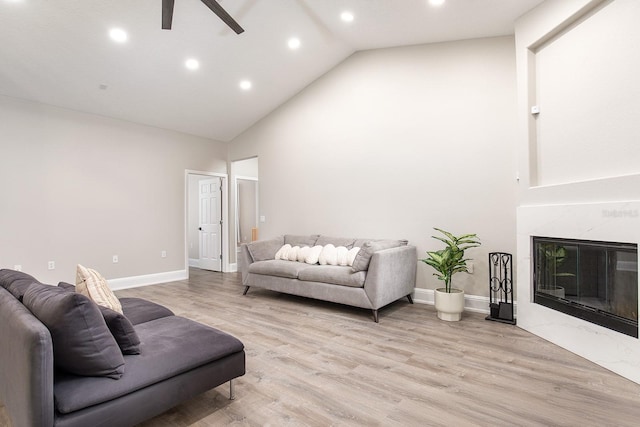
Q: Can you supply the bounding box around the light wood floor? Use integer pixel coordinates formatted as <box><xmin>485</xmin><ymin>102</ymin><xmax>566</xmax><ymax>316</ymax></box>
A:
<box><xmin>3</xmin><ymin>268</ymin><xmax>640</xmax><ymax>426</ymax></box>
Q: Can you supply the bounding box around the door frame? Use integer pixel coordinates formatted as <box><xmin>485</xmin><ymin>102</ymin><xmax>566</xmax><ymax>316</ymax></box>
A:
<box><xmin>185</xmin><ymin>170</ymin><xmax>230</xmax><ymax>274</ymax></box>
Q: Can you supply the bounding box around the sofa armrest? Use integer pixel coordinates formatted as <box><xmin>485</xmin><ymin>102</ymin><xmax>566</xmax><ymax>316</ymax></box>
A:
<box><xmin>0</xmin><ymin>287</ymin><xmax>55</xmax><ymax>427</ymax></box>
<box><xmin>364</xmin><ymin>245</ymin><xmax>417</xmax><ymax>309</ymax></box>
<box><xmin>238</xmin><ymin>244</ymin><xmax>253</xmax><ymax>284</ymax></box>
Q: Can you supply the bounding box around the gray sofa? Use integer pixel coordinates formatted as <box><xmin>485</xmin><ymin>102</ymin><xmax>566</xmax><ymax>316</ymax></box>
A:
<box><xmin>0</xmin><ymin>269</ymin><xmax>245</xmax><ymax>427</ymax></box>
<box><xmin>239</xmin><ymin>235</ymin><xmax>417</xmax><ymax>322</ymax></box>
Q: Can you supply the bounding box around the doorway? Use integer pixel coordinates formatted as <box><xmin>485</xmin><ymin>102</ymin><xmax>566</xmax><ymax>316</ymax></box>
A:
<box><xmin>186</xmin><ymin>171</ymin><xmax>229</xmax><ymax>273</ymax></box>
<box><xmin>231</xmin><ymin>157</ymin><xmax>259</xmax><ymax>267</ymax></box>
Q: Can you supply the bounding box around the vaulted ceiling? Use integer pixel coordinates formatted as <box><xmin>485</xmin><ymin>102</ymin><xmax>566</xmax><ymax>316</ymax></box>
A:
<box><xmin>0</xmin><ymin>0</ymin><xmax>543</xmax><ymax>142</ymax></box>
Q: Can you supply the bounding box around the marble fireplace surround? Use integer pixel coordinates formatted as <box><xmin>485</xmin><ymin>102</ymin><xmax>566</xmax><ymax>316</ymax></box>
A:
<box><xmin>517</xmin><ymin>200</ymin><xmax>640</xmax><ymax>384</ymax></box>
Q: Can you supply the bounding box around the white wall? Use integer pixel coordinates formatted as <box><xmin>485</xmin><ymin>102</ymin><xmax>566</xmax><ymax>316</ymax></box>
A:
<box><xmin>515</xmin><ymin>0</ymin><xmax>640</xmax><ymax>383</ymax></box>
<box><xmin>229</xmin><ymin>37</ymin><xmax>519</xmax><ymax>296</ymax></box>
<box><xmin>0</xmin><ymin>95</ymin><xmax>227</xmax><ymax>284</ymax></box>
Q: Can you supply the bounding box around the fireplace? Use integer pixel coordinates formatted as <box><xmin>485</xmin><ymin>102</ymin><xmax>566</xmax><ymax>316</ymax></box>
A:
<box><xmin>533</xmin><ymin>237</ymin><xmax>638</xmax><ymax>337</ymax></box>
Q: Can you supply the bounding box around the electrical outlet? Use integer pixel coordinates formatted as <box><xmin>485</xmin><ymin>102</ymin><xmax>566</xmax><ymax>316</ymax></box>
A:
<box><xmin>161</xmin><ymin>250</ymin><xmax>167</xmax><ymax>258</ymax></box>
<box><xmin>48</xmin><ymin>261</ymin><xmax>55</xmax><ymax>270</ymax></box>
<box><xmin>113</xmin><ymin>255</ymin><xmax>119</xmax><ymax>263</ymax></box>
<box><xmin>14</xmin><ymin>264</ymin><xmax>22</xmax><ymax>271</ymax></box>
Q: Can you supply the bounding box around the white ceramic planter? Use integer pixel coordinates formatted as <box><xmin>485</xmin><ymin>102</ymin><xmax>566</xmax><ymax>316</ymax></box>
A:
<box><xmin>434</xmin><ymin>288</ymin><xmax>465</xmax><ymax>321</ymax></box>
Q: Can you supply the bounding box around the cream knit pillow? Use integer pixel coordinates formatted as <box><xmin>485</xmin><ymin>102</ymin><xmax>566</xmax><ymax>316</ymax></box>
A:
<box><xmin>76</xmin><ymin>264</ymin><xmax>123</xmax><ymax>314</ymax></box>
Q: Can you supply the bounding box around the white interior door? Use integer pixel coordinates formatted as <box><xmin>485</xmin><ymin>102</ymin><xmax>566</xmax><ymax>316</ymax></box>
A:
<box><xmin>199</xmin><ymin>177</ymin><xmax>222</xmax><ymax>271</ymax></box>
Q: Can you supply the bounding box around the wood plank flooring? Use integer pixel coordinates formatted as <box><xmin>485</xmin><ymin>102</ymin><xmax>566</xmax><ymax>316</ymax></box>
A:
<box><xmin>3</xmin><ymin>267</ymin><xmax>640</xmax><ymax>426</ymax></box>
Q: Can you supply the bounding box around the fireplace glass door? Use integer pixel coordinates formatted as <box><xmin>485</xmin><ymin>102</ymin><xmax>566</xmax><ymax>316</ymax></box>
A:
<box><xmin>533</xmin><ymin>237</ymin><xmax>638</xmax><ymax>337</ymax></box>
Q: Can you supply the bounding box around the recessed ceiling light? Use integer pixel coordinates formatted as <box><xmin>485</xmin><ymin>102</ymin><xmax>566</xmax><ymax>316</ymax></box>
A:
<box><xmin>109</xmin><ymin>28</ymin><xmax>128</xmax><ymax>43</ymax></box>
<box><xmin>185</xmin><ymin>58</ymin><xmax>200</xmax><ymax>70</ymax></box>
<box><xmin>288</xmin><ymin>37</ymin><xmax>301</xmax><ymax>50</ymax></box>
<box><xmin>239</xmin><ymin>80</ymin><xmax>252</xmax><ymax>91</ymax></box>
<box><xmin>340</xmin><ymin>11</ymin><xmax>354</xmax><ymax>23</ymax></box>
<box><xmin>429</xmin><ymin>0</ymin><xmax>446</xmax><ymax>6</ymax></box>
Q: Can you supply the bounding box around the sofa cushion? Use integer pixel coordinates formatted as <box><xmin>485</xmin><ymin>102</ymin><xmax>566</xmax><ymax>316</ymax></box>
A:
<box><xmin>351</xmin><ymin>239</ymin><xmax>409</xmax><ymax>272</ymax></box>
<box><xmin>22</xmin><ymin>283</ymin><xmax>125</xmax><ymax>379</ymax></box>
<box><xmin>99</xmin><ymin>306</ymin><xmax>141</xmax><ymax>355</ymax></box>
<box><xmin>76</xmin><ymin>265</ymin><xmax>123</xmax><ymax>314</ymax></box>
<box><xmin>0</xmin><ymin>269</ymin><xmax>40</xmax><ymax>301</ymax></box>
<box><xmin>284</xmin><ymin>234</ymin><xmax>319</xmax><ymax>247</ymax></box>
<box><xmin>120</xmin><ymin>297</ymin><xmax>175</xmax><ymax>325</ymax></box>
<box><xmin>53</xmin><ymin>315</ymin><xmax>244</xmax><ymax>414</ymax></box>
<box><xmin>248</xmin><ymin>236</ymin><xmax>284</xmax><ymax>261</ymax></box>
<box><xmin>248</xmin><ymin>260</ymin><xmax>311</xmax><ymax>279</ymax></box>
<box><xmin>315</xmin><ymin>236</ymin><xmax>357</xmax><ymax>249</ymax></box>
<box><xmin>298</xmin><ymin>266</ymin><xmax>366</xmax><ymax>288</ymax></box>
<box><xmin>59</xmin><ymin>282</ymin><xmax>141</xmax><ymax>354</ymax></box>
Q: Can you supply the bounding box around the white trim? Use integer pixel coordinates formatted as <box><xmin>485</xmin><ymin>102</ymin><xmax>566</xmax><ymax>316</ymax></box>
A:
<box><xmin>110</xmin><ymin>270</ymin><xmax>187</xmax><ymax>291</ymax></box>
<box><xmin>188</xmin><ymin>258</ymin><xmax>200</xmax><ymax>268</ymax></box>
<box><xmin>185</xmin><ymin>170</ymin><xmax>230</xmax><ymax>275</ymax></box>
<box><xmin>229</xmin><ymin>263</ymin><xmax>238</xmax><ymax>273</ymax></box>
<box><xmin>412</xmin><ymin>288</ymin><xmax>518</xmax><ymax>316</ymax></box>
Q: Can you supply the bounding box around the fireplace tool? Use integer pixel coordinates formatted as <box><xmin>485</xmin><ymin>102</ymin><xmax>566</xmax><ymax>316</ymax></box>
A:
<box><xmin>486</xmin><ymin>252</ymin><xmax>516</xmax><ymax>324</ymax></box>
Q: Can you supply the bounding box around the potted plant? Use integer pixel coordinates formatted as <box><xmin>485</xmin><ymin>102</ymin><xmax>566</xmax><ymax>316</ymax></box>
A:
<box><xmin>421</xmin><ymin>228</ymin><xmax>481</xmax><ymax>321</ymax></box>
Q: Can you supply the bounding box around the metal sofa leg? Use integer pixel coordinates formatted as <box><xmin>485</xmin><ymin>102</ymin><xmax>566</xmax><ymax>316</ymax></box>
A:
<box><xmin>372</xmin><ymin>309</ymin><xmax>379</xmax><ymax>323</ymax></box>
<box><xmin>243</xmin><ymin>286</ymin><xmax>250</xmax><ymax>295</ymax></box>
<box><xmin>407</xmin><ymin>294</ymin><xmax>414</xmax><ymax>304</ymax></box>
<box><xmin>229</xmin><ymin>379</ymin><xmax>236</xmax><ymax>400</ymax></box>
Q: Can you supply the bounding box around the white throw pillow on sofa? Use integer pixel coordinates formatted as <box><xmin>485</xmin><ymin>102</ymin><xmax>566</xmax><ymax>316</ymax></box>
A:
<box><xmin>288</xmin><ymin>246</ymin><xmax>300</xmax><ymax>261</ymax></box>
<box><xmin>297</xmin><ymin>246</ymin><xmax>311</xmax><ymax>262</ymax></box>
<box><xmin>347</xmin><ymin>247</ymin><xmax>360</xmax><ymax>267</ymax></box>
<box><xmin>319</xmin><ymin>244</ymin><xmax>338</xmax><ymax>265</ymax></box>
<box><xmin>305</xmin><ymin>245</ymin><xmax>323</xmax><ymax>264</ymax></box>
<box><xmin>274</xmin><ymin>244</ymin><xmax>292</xmax><ymax>260</ymax></box>
<box><xmin>336</xmin><ymin>246</ymin><xmax>349</xmax><ymax>266</ymax></box>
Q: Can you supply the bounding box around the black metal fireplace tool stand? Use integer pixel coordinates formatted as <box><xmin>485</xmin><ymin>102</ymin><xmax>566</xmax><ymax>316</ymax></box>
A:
<box><xmin>486</xmin><ymin>252</ymin><xmax>516</xmax><ymax>325</ymax></box>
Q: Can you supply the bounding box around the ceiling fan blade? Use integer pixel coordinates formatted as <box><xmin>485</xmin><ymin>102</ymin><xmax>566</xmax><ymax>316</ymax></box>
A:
<box><xmin>200</xmin><ymin>0</ymin><xmax>245</xmax><ymax>34</ymax></box>
<box><xmin>162</xmin><ymin>0</ymin><xmax>175</xmax><ymax>30</ymax></box>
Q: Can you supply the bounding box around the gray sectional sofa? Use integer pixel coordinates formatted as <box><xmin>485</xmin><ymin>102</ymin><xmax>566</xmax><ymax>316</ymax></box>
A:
<box><xmin>239</xmin><ymin>234</ymin><xmax>417</xmax><ymax>322</ymax></box>
<box><xmin>0</xmin><ymin>269</ymin><xmax>245</xmax><ymax>427</ymax></box>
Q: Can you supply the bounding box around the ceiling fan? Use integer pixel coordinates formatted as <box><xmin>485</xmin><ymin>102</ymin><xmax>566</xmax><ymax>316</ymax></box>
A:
<box><xmin>162</xmin><ymin>0</ymin><xmax>245</xmax><ymax>34</ymax></box>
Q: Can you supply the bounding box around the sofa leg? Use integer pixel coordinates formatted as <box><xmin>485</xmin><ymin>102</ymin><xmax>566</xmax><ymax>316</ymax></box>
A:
<box><xmin>407</xmin><ymin>294</ymin><xmax>414</xmax><ymax>304</ymax></box>
<box><xmin>372</xmin><ymin>310</ymin><xmax>379</xmax><ymax>323</ymax></box>
<box><xmin>243</xmin><ymin>286</ymin><xmax>250</xmax><ymax>295</ymax></box>
<box><xmin>229</xmin><ymin>379</ymin><xmax>236</xmax><ymax>400</ymax></box>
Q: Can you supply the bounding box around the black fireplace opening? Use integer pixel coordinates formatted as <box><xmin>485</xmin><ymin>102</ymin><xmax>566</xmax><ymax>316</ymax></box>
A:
<box><xmin>533</xmin><ymin>236</ymin><xmax>638</xmax><ymax>338</ymax></box>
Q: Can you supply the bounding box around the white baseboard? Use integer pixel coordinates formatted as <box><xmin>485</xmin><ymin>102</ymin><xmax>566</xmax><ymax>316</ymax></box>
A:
<box><xmin>110</xmin><ymin>269</ymin><xmax>188</xmax><ymax>291</ymax></box>
<box><xmin>412</xmin><ymin>288</ymin><xmax>517</xmax><ymax>315</ymax></box>
<box><xmin>229</xmin><ymin>263</ymin><xmax>238</xmax><ymax>273</ymax></box>
<box><xmin>188</xmin><ymin>258</ymin><xmax>200</xmax><ymax>268</ymax></box>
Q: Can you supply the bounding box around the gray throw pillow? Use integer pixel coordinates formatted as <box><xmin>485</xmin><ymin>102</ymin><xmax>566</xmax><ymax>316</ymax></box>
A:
<box><xmin>22</xmin><ymin>282</ymin><xmax>125</xmax><ymax>379</ymax></box>
<box><xmin>315</xmin><ymin>236</ymin><xmax>357</xmax><ymax>249</ymax></box>
<box><xmin>247</xmin><ymin>236</ymin><xmax>285</xmax><ymax>261</ymax></box>
<box><xmin>0</xmin><ymin>269</ymin><xmax>40</xmax><ymax>301</ymax></box>
<box><xmin>284</xmin><ymin>234</ymin><xmax>319</xmax><ymax>247</ymax></box>
<box><xmin>351</xmin><ymin>240</ymin><xmax>409</xmax><ymax>272</ymax></box>
<box><xmin>58</xmin><ymin>281</ymin><xmax>140</xmax><ymax>355</ymax></box>
<box><xmin>99</xmin><ymin>306</ymin><xmax>141</xmax><ymax>355</ymax></box>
